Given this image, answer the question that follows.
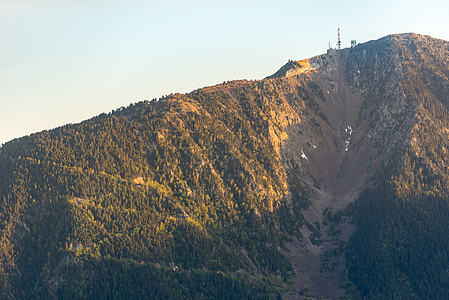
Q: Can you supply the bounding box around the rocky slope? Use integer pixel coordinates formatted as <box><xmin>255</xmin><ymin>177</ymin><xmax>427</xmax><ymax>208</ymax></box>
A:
<box><xmin>279</xmin><ymin>33</ymin><xmax>449</xmax><ymax>299</ymax></box>
<box><xmin>1</xmin><ymin>33</ymin><xmax>449</xmax><ymax>299</ymax></box>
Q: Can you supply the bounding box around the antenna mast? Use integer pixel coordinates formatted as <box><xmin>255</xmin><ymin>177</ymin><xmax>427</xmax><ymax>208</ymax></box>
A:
<box><xmin>337</xmin><ymin>27</ymin><xmax>341</xmax><ymax>50</ymax></box>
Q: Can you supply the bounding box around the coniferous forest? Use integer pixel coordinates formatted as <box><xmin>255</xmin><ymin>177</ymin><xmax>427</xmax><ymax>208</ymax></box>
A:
<box><xmin>0</xmin><ymin>86</ymin><xmax>306</xmax><ymax>298</ymax></box>
<box><xmin>2</xmin><ymin>33</ymin><xmax>449</xmax><ymax>299</ymax></box>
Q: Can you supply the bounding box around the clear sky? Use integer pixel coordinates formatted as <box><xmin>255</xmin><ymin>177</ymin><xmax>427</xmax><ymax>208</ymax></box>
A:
<box><xmin>1</xmin><ymin>0</ymin><xmax>449</xmax><ymax>145</ymax></box>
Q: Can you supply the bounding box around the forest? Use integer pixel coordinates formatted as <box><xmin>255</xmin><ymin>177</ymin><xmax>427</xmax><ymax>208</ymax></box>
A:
<box><xmin>0</xmin><ymin>81</ymin><xmax>310</xmax><ymax>298</ymax></box>
<box><xmin>2</xmin><ymin>33</ymin><xmax>449</xmax><ymax>299</ymax></box>
<box><xmin>344</xmin><ymin>35</ymin><xmax>449</xmax><ymax>299</ymax></box>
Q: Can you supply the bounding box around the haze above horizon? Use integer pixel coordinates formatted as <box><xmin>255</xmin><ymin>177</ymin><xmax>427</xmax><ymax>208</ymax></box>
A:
<box><xmin>1</xmin><ymin>0</ymin><xmax>449</xmax><ymax>144</ymax></box>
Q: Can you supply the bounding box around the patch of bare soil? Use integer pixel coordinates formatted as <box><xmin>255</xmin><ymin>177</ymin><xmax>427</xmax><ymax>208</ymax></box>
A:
<box><xmin>284</xmin><ymin>218</ymin><xmax>355</xmax><ymax>300</ymax></box>
<box><xmin>282</xmin><ymin>53</ymin><xmax>386</xmax><ymax>299</ymax></box>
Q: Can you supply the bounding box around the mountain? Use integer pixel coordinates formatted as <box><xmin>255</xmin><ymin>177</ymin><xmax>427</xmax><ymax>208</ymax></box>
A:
<box><xmin>1</xmin><ymin>33</ymin><xmax>449</xmax><ymax>299</ymax></box>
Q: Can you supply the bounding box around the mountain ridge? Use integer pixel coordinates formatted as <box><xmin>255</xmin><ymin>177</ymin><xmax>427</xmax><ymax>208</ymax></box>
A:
<box><xmin>2</xmin><ymin>32</ymin><xmax>449</xmax><ymax>299</ymax></box>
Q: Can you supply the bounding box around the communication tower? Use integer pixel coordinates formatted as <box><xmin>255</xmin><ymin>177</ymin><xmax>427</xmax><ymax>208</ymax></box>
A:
<box><xmin>337</xmin><ymin>27</ymin><xmax>341</xmax><ymax>50</ymax></box>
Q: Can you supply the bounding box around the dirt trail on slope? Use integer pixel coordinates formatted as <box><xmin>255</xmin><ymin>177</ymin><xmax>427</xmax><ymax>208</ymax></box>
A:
<box><xmin>282</xmin><ymin>53</ymin><xmax>385</xmax><ymax>299</ymax></box>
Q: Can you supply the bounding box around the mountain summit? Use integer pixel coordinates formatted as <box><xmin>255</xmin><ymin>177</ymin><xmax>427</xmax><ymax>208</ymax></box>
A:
<box><xmin>1</xmin><ymin>33</ymin><xmax>449</xmax><ymax>299</ymax></box>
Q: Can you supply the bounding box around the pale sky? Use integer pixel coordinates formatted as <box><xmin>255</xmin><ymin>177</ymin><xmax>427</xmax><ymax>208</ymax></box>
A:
<box><xmin>1</xmin><ymin>0</ymin><xmax>449</xmax><ymax>144</ymax></box>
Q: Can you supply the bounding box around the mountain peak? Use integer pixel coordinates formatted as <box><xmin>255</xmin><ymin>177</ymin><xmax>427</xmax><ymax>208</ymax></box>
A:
<box><xmin>2</xmin><ymin>33</ymin><xmax>449</xmax><ymax>299</ymax></box>
<box><xmin>267</xmin><ymin>58</ymin><xmax>319</xmax><ymax>79</ymax></box>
